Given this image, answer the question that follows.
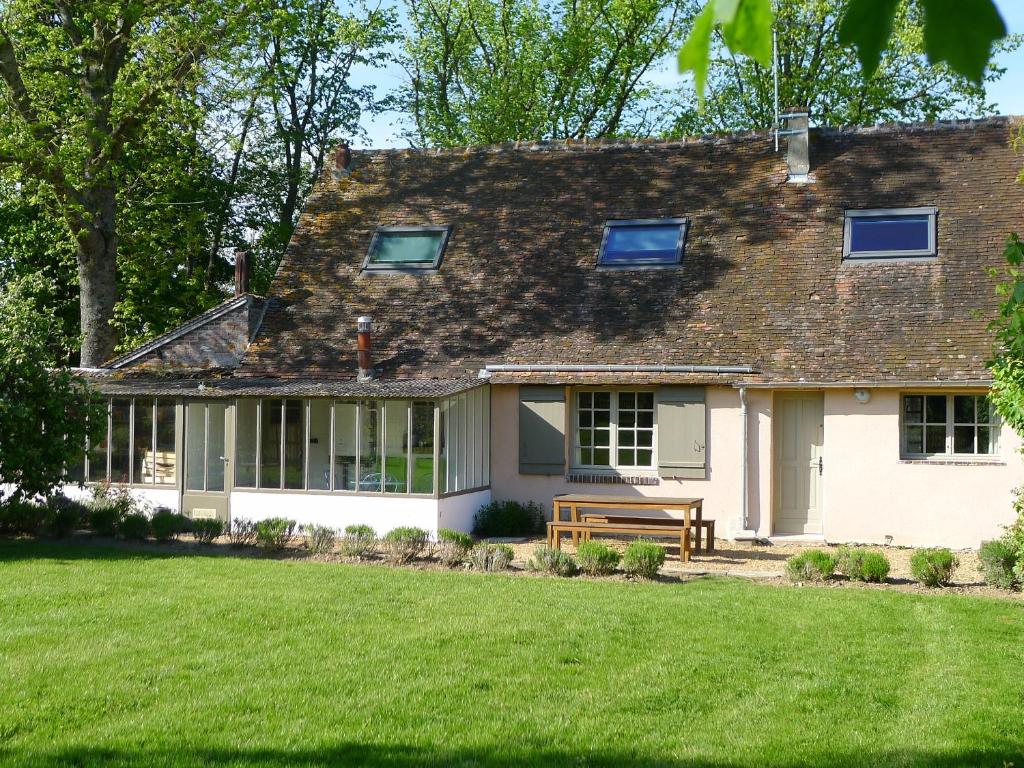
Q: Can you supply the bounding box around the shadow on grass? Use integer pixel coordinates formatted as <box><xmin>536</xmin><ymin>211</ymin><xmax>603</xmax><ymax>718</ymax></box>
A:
<box><xmin>0</xmin><ymin>536</ymin><xmax>256</xmax><ymax>563</ymax></box>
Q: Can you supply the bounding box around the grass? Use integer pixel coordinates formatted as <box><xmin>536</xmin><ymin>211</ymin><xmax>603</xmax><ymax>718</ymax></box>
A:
<box><xmin>1</xmin><ymin>539</ymin><xmax>1023</xmax><ymax>768</ymax></box>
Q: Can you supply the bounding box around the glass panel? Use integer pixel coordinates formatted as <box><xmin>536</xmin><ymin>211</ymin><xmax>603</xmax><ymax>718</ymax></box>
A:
<box><xmin>260</xmin><ymin>399</ymin><xmax>282</xmax><ymax>489</ymax></box>
<box><xmin>594</xmin><ymin>391</ymin><xmax>611</xmax><ymax>410</ymax></box>
<box><xmin>578</xmin><ymin>410</ymin><xmax>592</xmax><ymax>428</ymax></box>
<box><xmin>903</xmin><ymin>395</ymin><xmax>923</xmax><ymax>422</ymax></box>
<box><xmin>67</xmin><ymin>442</ymin><xmax>86</xmax><ymax>483</ymax></box>
<box><xmin>953</xmin><ymin>395</ymin><xmax>975</xmax><ymax>424</ymax></box>
<box><xmin>207</xmin><ymin>403</ymin><xmax>226</xmax><ymax>492</ymax></box>
<box><xmin>593</xmin><ymin>448</ymin><xmax>610</xmax><ymax>465</ymax></box>
<box><xmin>235</xmin><ymin>399</ymin><xmax>259</xmax><ymax>488</ymax></box>
<box><xmin>978</xmin><ymin>397</ymin><xmax>993</xmax><ymax>424</ymax></box>
<box><xmin>333</xmin><ymin>402</ymin><xmax>358</xmax><ymax>491</ymax></box>
<box><xmin>88</xmin><ymin>404</ymin><xmax>109</xmax><ymax>482</ymax></box>
<box><xmin>358</xmin><ymin>401</ymin><xmax>382</xmax><ymax>492</ymax></box>
<box><xmin>132</xmin><ymin>398</ymin><xmax>154</xmax><ymax>484</ymax></box>
<box><xmin>441</xmin><ymin>399</ymin><xmax>451</xmax><ymax>493</ymax></box>
<box><xmin>953</xmin><ymin>425</ymin><xmax>974</xmax><ymax>454</ymax></box>
<box><xmin>482</xmin><ymin>386</ymin><xmax>490</xmax><ymax>486</ymax></box>
<box><xmin>307</xmin><ymin>400</ymin><xmax>331</xmax><ymax>490</ymax></box>
<box><xmin>905</xmin><ymin>425</ymin><xmax>923</xmax><ymax>454</ymax></box>
<box><xmin>367</xmin><ymin>230</ymin><xmax>444</xmax><ymax>265</ymax></box>
<box><xmin>580</xmin><ymin>448</ymin><xmax>593</xmax><ymax>465</ymax></box>
<box><xmin>594</xmin><ymin>430</ymin><xmax>609</xmax><ymax>447</ymax></box>
<box><xmin>849</xmin><ymin>215</ymin><xmax>930</xmax><ymax>254</ymax></box>
<box><xmin>925</xmin><ymin>424</ymin><xmax>946</xmax><ymax>454</ymax></box>
<box><xmin>412</xmin><ymin>401</ymin><xmax>434</xmax><ymax>494</ymax></box>
<box><xmin>384</xmin><ymin>401</ymin><xmax>410</xmax><ymax>493</ymax></box>
<box><xmin>154</xmin><ymin>400</ymin><xmax>176</xmax><ymax>485</ymax></box>
<box><xmin>109</xmin><ymin>399</ymin><xmax>132</xmax><ymax>484</ymax></box>
<box><xmin>978</xmin><ymin>426</ymin><xmax>992</xmax><ymax>454</ymax></box>
<box><xmin>618</xmin><ymin>448</ymin><xmax>632</xmax><ymax>465</ymax></box>
<box><xmin>578</xmin><ymin>428</ymin><xmax>593</xmax><ymax>447</ymax></box>
<box><xmin>283</xmin><ymin>399</ymin><xmax>304</xmax><ymax>490</ymax></box>
<box><xmin>637</xmin><ymin>431</ymin><xmax>653</xmax><ymax>448</ymax></box>
<box><xmin>601</xmin><ymin>223</ymin><xmax>682</xmax><ymax>265</ymax></box>
<box><xmin>185</xmin><ymin>402</ymin><xmax>206</xmax><ymax>491</ymax></box>
<box><xmin>637</xmin><ymin>392</ymin><xmax>654</xmax><ymax>410</ymax></box>
<box><xmin>636</xmin><ymin>449</ymin><xmax>653</xmax><ymax>466</ymax></box>
<box><xmin>925</xmin><ymin>395</ymin><xmax>946</xmax><ymax>424</ymax></box>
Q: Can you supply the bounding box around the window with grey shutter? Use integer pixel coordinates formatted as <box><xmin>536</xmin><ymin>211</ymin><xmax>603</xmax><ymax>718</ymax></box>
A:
<box><xmin>656</xmin><ymin>386</ymin><xmax>706</xmax><ymax>479</ymax></box>
<box><xmin>518</xmin><ymin>386</ymin><xmax>566</xmax><ymax>475</ymax></box>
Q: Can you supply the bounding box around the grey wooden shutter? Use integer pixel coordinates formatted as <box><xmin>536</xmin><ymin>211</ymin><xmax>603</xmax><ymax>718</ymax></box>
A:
<box><xmin>656</xmin><ymin>386</ymin><xmax>706</xmax><ymax>479</ymax></box>
<box><xmin>518</xmin><ymin>386</ymin><xmax>566</xmax><ymax>475</ymax></box>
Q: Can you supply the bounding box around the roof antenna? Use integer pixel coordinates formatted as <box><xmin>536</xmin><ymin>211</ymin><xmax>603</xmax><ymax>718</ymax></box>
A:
<box><xmin>772</xmin><ymin>2</ymin><xmax>780</xmax><ymax>151</ymax></box>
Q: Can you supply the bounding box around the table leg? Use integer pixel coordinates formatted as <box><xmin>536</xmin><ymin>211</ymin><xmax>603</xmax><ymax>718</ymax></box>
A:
<box><xmin>682</xmin><ymin>508</ymin><xmax>691</xmax><ymax>563</ymax></box>
<box><xmin>570</xmin><ymin>504</ymin><xmax>579</xmax><ymax>546</ymax></box>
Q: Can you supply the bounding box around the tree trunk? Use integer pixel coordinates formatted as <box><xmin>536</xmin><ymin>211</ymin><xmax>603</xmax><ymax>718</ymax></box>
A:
<box><xmin>75</xmin><ymin>184</ymin><xmax>119</xmax><ymax>367</ymax></box>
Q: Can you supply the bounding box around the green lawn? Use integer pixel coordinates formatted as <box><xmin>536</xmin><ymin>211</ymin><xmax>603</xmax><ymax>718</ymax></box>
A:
<box><xmin>1</xmin><ymin>540</ymin><xmax>1022</xmax><ymax>768</ymax></box>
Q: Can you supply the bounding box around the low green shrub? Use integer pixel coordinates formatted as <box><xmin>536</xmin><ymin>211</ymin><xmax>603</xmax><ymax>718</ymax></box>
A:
<box><xmin>785</xmin><ymin>549</ymin><xmax>837</xmax><ymax>582</ymax></box>
<box><xmin>43</xmin><ymin>503</ymin><xmax>81</xmax><ymax>538</ymax></box>
<box><xmin>88</xmin><ymin>505</ymin><xmax>121</xmax><ymax>537</ymax></box>
<box><xmin>151</xmin><ymin>509</ymin><xmax>189</xmax><ymax>542</ymax></box>
<box><xmin>436</xmin><ymin>528</ymin><xmax>474</xmax><ymax>567</ymax></box>
<box><xmin>228</xmin><ymin>518</ymin><xmax>258</xmax><ymax>547</ymax></box>
<box><xmin>910</xmin><ymin>547</ymin><xmax>959</xmax><ymax>587</ymax></box>
<box><xmin>472</xmin><ymin>500</ymin><xmax>545</xmax><ymax>537</ymax></box>
<box><xmin>978</xmin><ymin>540</ymin><xmax>1019</xmax><ymax>590</ymax></box>
<box><xmin>468</xmin><ymin>542</ymin><xmax>514</xmax><ymax>572</ymax></box>
<box><xmin>381</xmin><ymin>526</ymin><xmax>430</xmax><ymax>564</ymax></box>
<box><xmin>302</xmin><ymin>524</ymin><xmax>337</xmax><ymax>555</ymax></box>
<box><xmin>339</xmin><ymin>524</ymin><xmax>376</xmax><ymax>558</ymax></box>
<box><xmin>527</xmin><ymin>544</ymin><xmax>577</xmax><ymax>576</ymax></box>
<box><xmin>0</xmin><ymin>499</ymin><xmax>46</xmax><ymax>535</ymax></box>
<box><xmin>836</xmin><ymin>547</ymin><xmax>890</xmax><ymax>583</ymax></box>
<box><xmin>621</xmin><ymin>540</ymin><xmax>666</xmax><ymax>579</ymax></box>
<box><xmin>191</xmin><ymin>518</ymin><xmax>223</xmax><ymax>544</ymax></box>
<box><xmin>255</xmin><ymin>518</ymin><xmax>297</xmax><ymax>551</ymax></box>
<box><xmin>89</xmin><ymin>484</ymin><xmax>138</xmax><ymax>517</ymax></box>
<box><xmin>576</xmin><ymin>540</ymin><xmax>621</xmax><ymax>576</ymax></box>
<box><xmin>118</xmin><ymin>513</ymin><xmax>151</xmax><ymax>541</ymax></box>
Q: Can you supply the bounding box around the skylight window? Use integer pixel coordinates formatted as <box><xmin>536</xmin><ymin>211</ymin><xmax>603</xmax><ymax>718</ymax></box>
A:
<box><xmin>843</xmin><ymin>208</ymin><xmax>937</xmax><ymax>260</ymax></box>
<box><xmin>598</xmin><ymin>218</ymin><xmax>688</xmax><ymax>267</ymax></box>
<box><xmin>362</xmin><ymin>226</ymin><xmax>451</xmax><ymax>272</ymax></box>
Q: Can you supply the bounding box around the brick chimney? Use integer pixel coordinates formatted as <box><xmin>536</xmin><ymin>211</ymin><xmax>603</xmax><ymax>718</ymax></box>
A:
<box><xmin>357</xmin><ymin>315</ymin><xmax>375</xmax><ymax>381</ymax></box>
<box><xmin>234</xmin><ymin>249</ymin><xmax>249</xmax><ymax>297</ymax></box>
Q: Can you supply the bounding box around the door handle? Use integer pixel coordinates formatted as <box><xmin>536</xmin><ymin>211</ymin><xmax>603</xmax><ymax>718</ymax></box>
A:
<box><xmin>219</xmin><ymin>456</ymin><xmax>229</xmax><ymax>462</ymax></box>
<box><xmin>818</xmin><ymin>457</ymin><xmax>823</xmax><ymax>475</ymax></box>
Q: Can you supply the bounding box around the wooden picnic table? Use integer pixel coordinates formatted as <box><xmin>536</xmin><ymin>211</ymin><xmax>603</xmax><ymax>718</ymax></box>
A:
<box><xmin>552</xmin><ymin>494</ymin><xmax>707</xmax><ymax>554</ymax></box>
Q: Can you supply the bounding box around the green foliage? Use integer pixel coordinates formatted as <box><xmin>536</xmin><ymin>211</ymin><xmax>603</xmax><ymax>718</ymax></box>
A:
<box><xmin>680</xmin><ymin>0</ymin><xmax>1008</xmax><ymax>103</ymax></box>
<box><xmin>575</xmin><ymin>541</ymin><xmax>622</xmax><ymax>576</ymax></box>
<box><xmin>228</xmin><ymin>518</ymin><xmax>258</xmax><ymax>547</ymax></box>
<box><xmin>978</xmin><ymin>539</ymin><xmax>1019</xmax><ymax>590</ymax></box>
<box><xmin>527</xmin><ymin>545</ymin><xmax>578</xmax><ymax>577</ymax></box>
<box><xmin>836</xmin><ymin>547</ymin><xmax>891</xmax><ymax>583</ymax></box>
<box><xmin>785</xmin><ymin>549</ymin><xmax>837</xmax><ymax>583</ymax></box>
<box><xmin>339</xmin><ymin>524</ymin><xmax>377</xmax><ymax>559</ymax></box>
<box><xmin>621</xmin><ymin>540</ymin><xmax>666</xmax><ymax>579</ymax></box>
<box><xmin>468</xmin><ymin>543</ymin><xmax>515</xmax><ymax>572</ymax></box>
<box><xmin>191</xmin><ymin>518</ymin><xmax>224</xmax><ymax>545</ymax></box>
<box><xmin>43</xmin><ymin>501</ymin><xmax>83</xmax><ymax>539</ymax></box>
<box><xmin>910</xmin><ymin>548</ymin><xmax>959</xmax><ymax>587</ymax></box>
<box><xmin>0</xmin><ymin>499</ymin><xmax>46</xmax><ymax>536</ymax></box>
<box><xmin>472</xmin><ymin>500</ymin><xmax>545</xmax><ymax>538</ymax></box>
<box><xmin>255</xmin><ymin>518</ymin><xmax>297</xmax><ymax>552</ymax></box>
<box><xmin>302</xmin><ymin>525</ymin><xmax>337</xmax><ymax>555</ymax></box>
<box><xmin>403</xmin><ymin>0</ymin><xmax>688</xmax><ymax>146</ymax></box>
<box><xmin>381</xmin><ymin>526</ymin><xmax>430</xmax><ymax>564</ymax></box>
<box><xmin>0</xmin><ymin>275</ymin><xmax>103</xmax><ymax>503</ymax></box>
<box><xmin>118</xmin><ymin>513</ymin><xmax>151</xmax><ymax>542</ymax></box>
<box><xmin>151</xmin><ymin>510</ymin><xmax>189</xmax><ymax>543</ymax></box>
<box><xmin>87</xmin><ymin>506</ymin><xmax>122</xmax><ymax>538</ymax></box>
<box><xmin>436</xmin><ymin>528</ymin><xmax>474</xmax><ymax>567</ymax></box>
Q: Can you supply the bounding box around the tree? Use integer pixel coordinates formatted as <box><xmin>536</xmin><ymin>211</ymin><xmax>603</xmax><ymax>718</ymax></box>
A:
<box><xmin>671</xmin><ymin>0</ymin><xmax>1015</xmax><ymax>135</ymax></box>
<box><xmin>0</xmin><ymin>275</ymin><xmax>103</xmax><ymax>504</ymax></box>
<box><xmin>402</xmin><ymin>0</ymin><xmax>689</xmax><ymax>146</ymax></box>
<box><xmin>0</xmin><ymin>1</ymin><xmax>247</xmax><ymax>366</ymax></box>
<box><xmin>678</xmin><ymin>0</ymin><xmax>1009</xmax><ymax>103</ymax></box>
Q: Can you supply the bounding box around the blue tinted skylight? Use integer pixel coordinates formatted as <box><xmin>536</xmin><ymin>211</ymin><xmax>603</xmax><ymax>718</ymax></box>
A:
<box><xmin>599</xmin><ymin>219</ymin><xmax>687</xmax><ymax>267</ymax></box>
<box><xmin>844</xmin><ymin>208</ymin><xmax>936</xmax><ymax>259</ymax></box>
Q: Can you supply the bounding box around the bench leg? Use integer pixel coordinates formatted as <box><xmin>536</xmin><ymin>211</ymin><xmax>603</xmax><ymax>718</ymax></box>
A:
<box><xmin>681</xmin><ymin>529</ymin><xmax>691</xmax><ymax>563</ymax></box>
<box><xmin>707</xmin><ymin>521</ymin><xmax>715</xmax><ymax>553</ymax></box>
<box><xmin>552</xmin><ymin>530</ymin><xmax>562</xmax><ymax>550</ymax></box>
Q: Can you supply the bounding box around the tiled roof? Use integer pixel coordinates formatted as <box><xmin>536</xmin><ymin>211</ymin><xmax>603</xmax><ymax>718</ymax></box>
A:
<box><xmin>237</xmin><ymin>118</ymin><xmax>1024</xmax><ymax>384</ymax></box>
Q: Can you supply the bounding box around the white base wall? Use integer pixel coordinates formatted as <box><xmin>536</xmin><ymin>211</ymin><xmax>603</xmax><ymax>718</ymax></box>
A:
<box><xmin>229</xmin><ymin>492</ymin><xmax>441</xmax><ymax>536</ymax></box>
<box><xmin>437</xmin><ymin>489</ymin><xmax>491</xmax><ymax>533</ymax></box>
<box><xmin>5</xmin><ymin>483</ymin><xmax>181</xmax><ymax>513</ymax></box>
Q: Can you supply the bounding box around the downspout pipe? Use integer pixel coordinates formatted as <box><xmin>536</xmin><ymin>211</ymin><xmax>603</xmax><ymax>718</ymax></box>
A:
<box><xmin>482</xmin><ymin>363</ymin><xmax>755</xmax><ymax>375</ymax></box>
<box><xmin>734</xmin><ymin>386</ymin><xmax>758</xmax><ymax>540</ymax></box>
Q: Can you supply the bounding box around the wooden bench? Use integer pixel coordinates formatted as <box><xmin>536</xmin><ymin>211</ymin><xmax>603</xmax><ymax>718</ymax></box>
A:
<box><xmin>547</xmin><ymin>520</ymin><xmax>692</xmax><ymax>562</ymax></box>
<box><xmin>581</xmin><ymin>514</ymin><xmax>715</xmax><ymax>553</ymax></box>
<box><xmin>553</xmin><ymin>494</ymin><xmax>705</xmax><ymax>552</ymax></box>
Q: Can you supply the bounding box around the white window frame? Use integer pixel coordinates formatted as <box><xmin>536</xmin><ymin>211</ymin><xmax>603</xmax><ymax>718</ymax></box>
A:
<box><xmin>900</xmin><ymin>392</ymin><xmax>1000</xmax><ymax>459</ymax></box>
<box><xmin>573</xmin><ymin>389</ymin><xmax>657</xmax><ymax>471</ymax></box>
<box><xmin>843</xmin><ymin>207</ymin><xmax>937</xmax><ymax>260</ymax></box>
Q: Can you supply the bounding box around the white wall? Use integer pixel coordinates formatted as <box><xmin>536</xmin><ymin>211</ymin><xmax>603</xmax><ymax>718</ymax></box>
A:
<box><xmin>229</xmin><ymin>491</ymin><xmax>440</xmax><ymax>536</ymax></box>
<box><xmin>58</xmin><ymin>484</ymin><xmax>180</xmax><ymax>512</ymax></box>
<box><xmin>437</xmin><ymin>489</ymin><xmax>492</xmax><ymax>533</ymax></box>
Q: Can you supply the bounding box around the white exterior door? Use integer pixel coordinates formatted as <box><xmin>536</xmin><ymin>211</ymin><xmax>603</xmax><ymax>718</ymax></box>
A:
<box><xmin>773</xmin><ymin>393</ymin><xmax>824</xmax><ymax>535</ymax></box>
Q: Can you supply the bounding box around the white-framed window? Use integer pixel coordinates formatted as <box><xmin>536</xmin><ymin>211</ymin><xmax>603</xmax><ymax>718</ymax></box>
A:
<box><xmin>901</xmin><ymin>393</ymin><xmax>999</xmax><ymax>458</ymax></box>
<box><xmin>574</xmin><ymin>390</ymin><xmax>655</xmax><ymax>470</ymax></box>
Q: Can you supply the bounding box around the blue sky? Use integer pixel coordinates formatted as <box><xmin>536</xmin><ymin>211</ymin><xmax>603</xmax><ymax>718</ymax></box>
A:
<box><xmin>355</xmin><ymin>0</ymin><xmax>1024</xmax><ymax>149</ymax></box>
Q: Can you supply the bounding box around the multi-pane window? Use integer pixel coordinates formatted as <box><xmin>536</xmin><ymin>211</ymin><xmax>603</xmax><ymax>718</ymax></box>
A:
<box><xmin>844</xmin><ymin>208</ymin><xmax>937</xmax><ymax>259</ymax></box>
<box><xmin>73</xmin><ymin>398</ymin><xmax>177</xmax><ymax>485</ymax></box>
<box><xmin>902</xmin><ymin>394</ymin><xmax>998</xmax><ymax>457</ymax></box>
<box><xmin>598</xmin><ymin>219</ymin><xmax>688</xmax><ymax>267</ymax></box>
<box><xmin>575</xmin><ymin>391</ymin><xmax>655</xmax><ymax>470</ymax></box>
